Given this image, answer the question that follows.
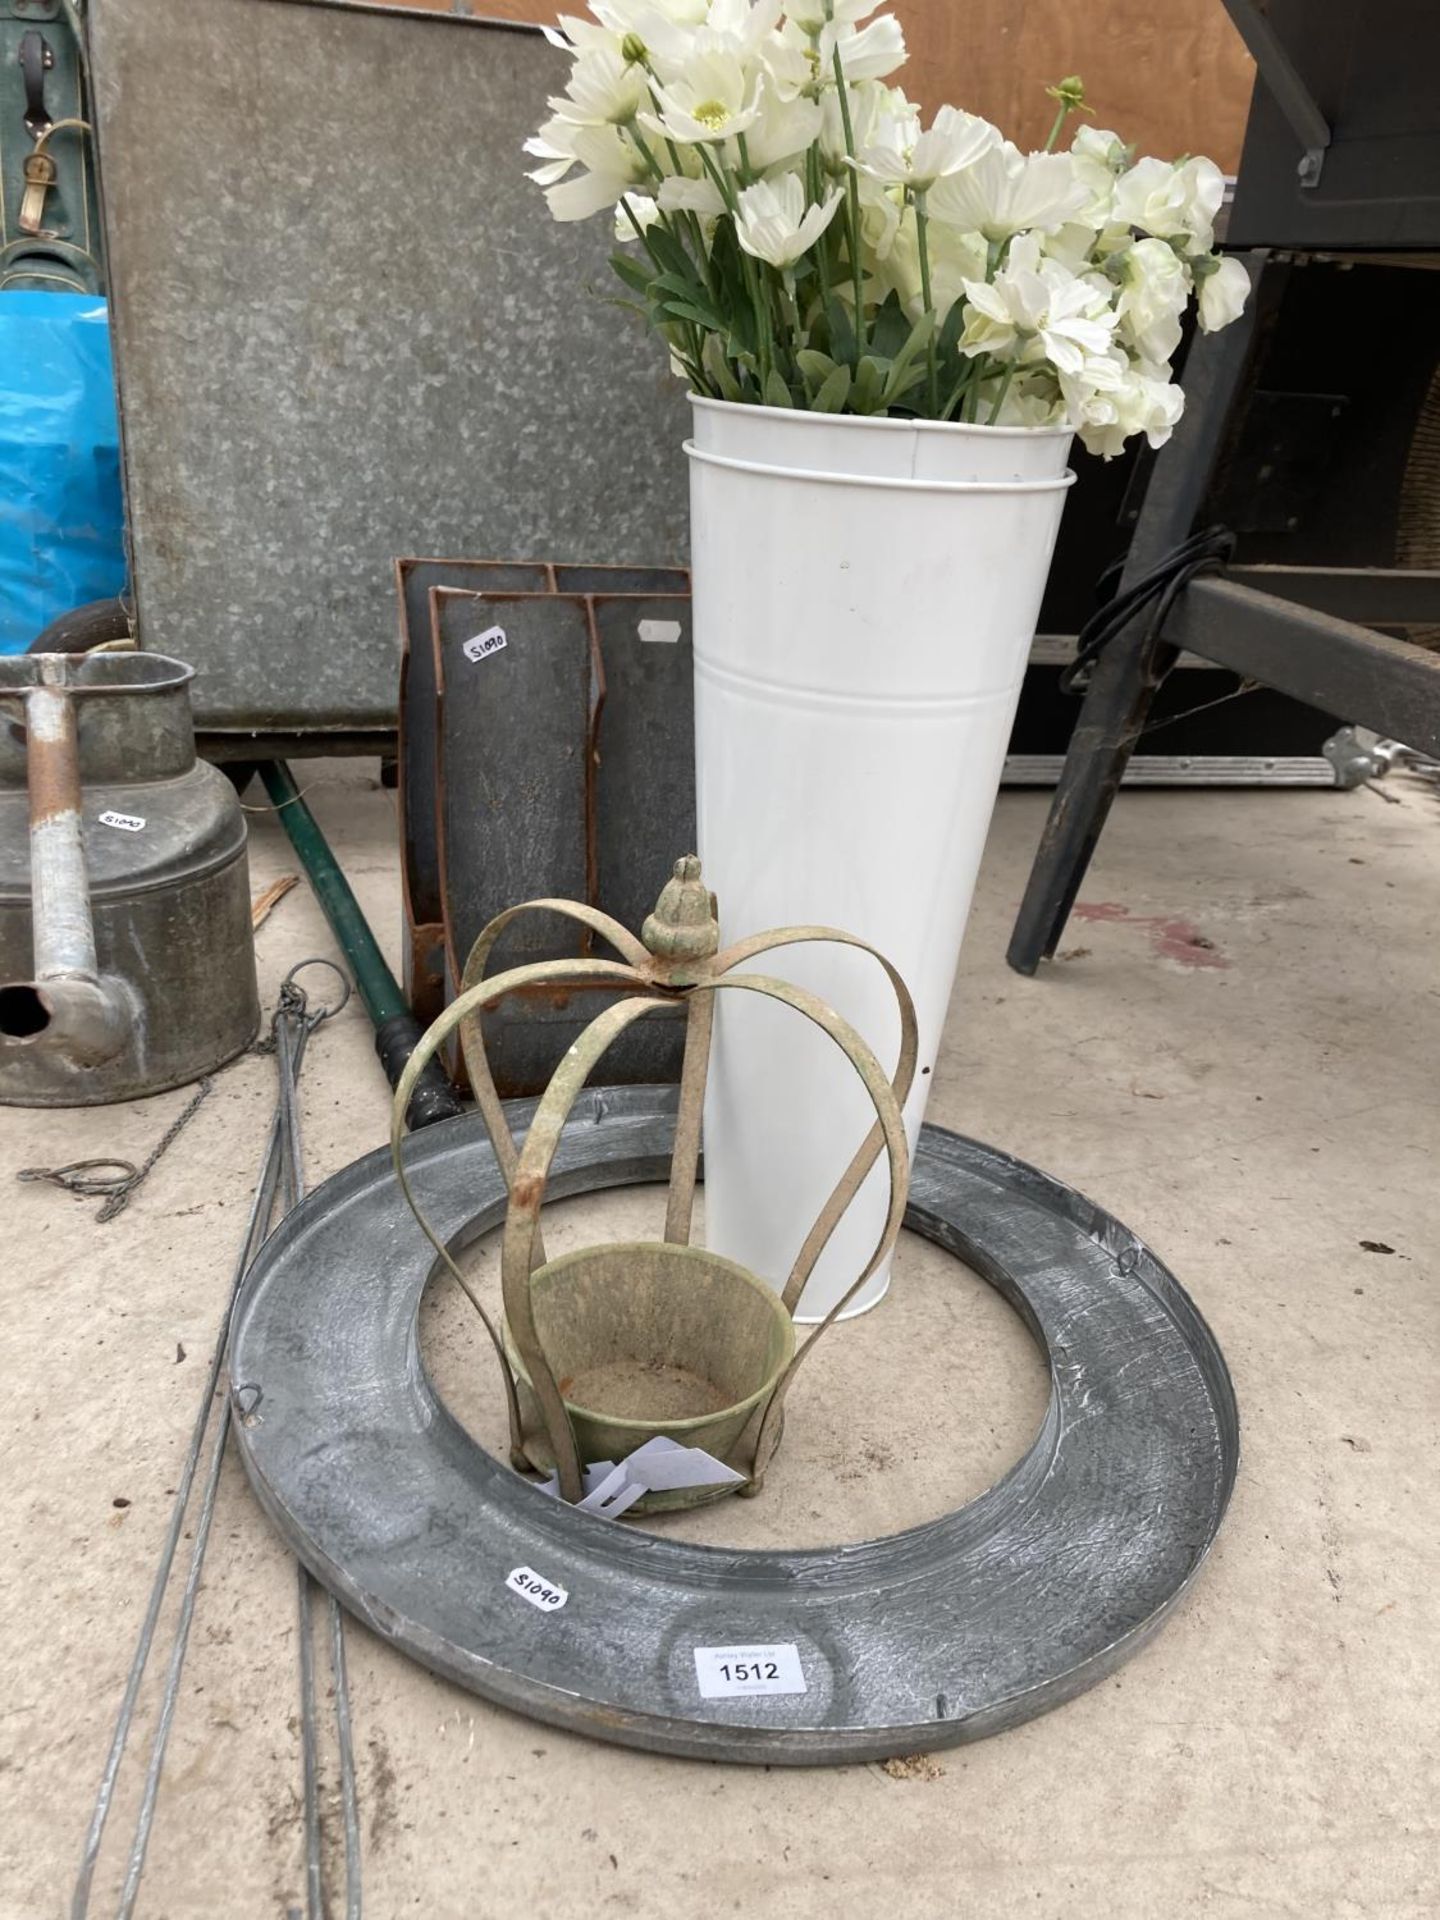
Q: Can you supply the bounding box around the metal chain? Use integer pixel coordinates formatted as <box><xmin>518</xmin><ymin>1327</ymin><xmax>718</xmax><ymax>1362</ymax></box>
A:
<box><xmin>18</xmin><ymin>1077</ymin><xmax>215</xmax><ymax>1223</ymax></box>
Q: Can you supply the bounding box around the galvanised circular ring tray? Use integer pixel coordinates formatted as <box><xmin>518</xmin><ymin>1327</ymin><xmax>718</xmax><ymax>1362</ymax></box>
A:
<box><xmin>228</xmin><ymin>1086</ymin><xmax>1237</xmax><ymax>1765</ymax></box>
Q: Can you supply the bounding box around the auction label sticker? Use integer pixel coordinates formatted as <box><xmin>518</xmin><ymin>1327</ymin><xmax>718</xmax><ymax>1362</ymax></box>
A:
<box><xmin>463</xmin><ymin>625</ymin><xmax>508</xmax><ymax>664</ymax></box>
<box><xmin>693</xmin><ymin>1644</ymin><xmax>806</xmax><ymax>1699</ymax></box>
<box><xmin>98</xmin><ymin>810</ymin><xmax>146</xmax><ymax>832</ymax></box>
<box><xmin>505</xmin><ymin>1566</ymin><xmax>567</xmax><ymax>1613</ymax></box>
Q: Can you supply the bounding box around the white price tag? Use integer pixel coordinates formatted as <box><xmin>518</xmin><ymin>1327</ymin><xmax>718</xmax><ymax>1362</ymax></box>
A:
<box><xmin>98</xmin><ymin>810</ymin><xmax>146</xmax><ymax>833</ymax></box>
<box><xmin>505</xmin><ymin>1566</ymin><xmax>568</xmax><ymax>1612</ymax></box>
<box><xmin>637</xmin><ymin>619</ymin><xmax>682</xmax><ymax>645</ymax></box>
<box><xmin>693</xmin><ymin>1644</ymin><xmax>806</xmax><ymax>1700</ymax></box>
<box><xmin>463</xmin><ymin>625</ymin><xmax>508</xmax><ymax>664</ymax></box>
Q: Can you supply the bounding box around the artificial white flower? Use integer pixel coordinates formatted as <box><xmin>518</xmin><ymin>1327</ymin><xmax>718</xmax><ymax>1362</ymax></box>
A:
<box><xmin>657</xmin><ymin>171</ymin><xmax>727</xmax><ymax>216</ymax></box>
<box><xmin>856</xmin><ymin>187</ymin><xmax>903</xmax><ymax>264</ymax></box>
<box><xmin>535</xmin><ymin>123</ymin><xmax>648</xmax><ymax>219</ymax></box>
<box><xmin>880</xmin><ymin>208</ymin><xmax>987</xmax><ymax>321</ymax></box>
<box><xmin>734</xmin><ymin>173</ymin><xmax>844</xmax><ymax>268</ymax></box>
<box><xmin>1071</xmin><ymin>125</ymin><xmax>1130</xmax><ymax>173</ymax></box>
<box><xmin>818</xmin><ymin>81</ymin><xmax>909</xmax><ymax>171</ymax></box>
<box><xmin>1112</xmin><ymin>154</ymin><xmax>1225</xmax><ymax>249</ymax></box>
<box><xmin>786</xmin><ymin>0</ymin><xmax>885</xmax><ymax>30</ymax></box>
<box><xmin>819</xmin><ymin>14</ymin><xmax>907</xmax><ymax>85</ymax></box>
<box><xmin>1196</xmin><ymin>254</ymin><xmax>1250</xmax><ymax>332</ymax></box>
<box><xmin>528</xmin><ymin>1</ymin><xmax>1250</xmax><ymax>446</ymax></box>
<box><xmin>991</xmin><ymin>377</ymin><xmax>1066</xmax><ymax>428</ymax></box>
<box><xmin>1042</xmin><ymin>221</ymin><xmax>1106</xmax><ymax>274</ymax></box>
<box><xmin>705</xmin><ymin>0</ymin><xmax>784</xmax><ymax>40</ymax></box>
<box><xmin>1061</xmin><ymin>350</ymin><xmax>1183</xmax><ymax>456</ymax></box>
<box><xmin>614</xmin><ymin>193</ymin><xmax>661</xmax><ymax>241</ymax></box>
<box><xmin>959</xmin><ymin>233</ymin><xmax>1118</xmax><ymax>375</ymax></box>
<box><xmin>1067</xmin><ymin>125</ymin><xmax>1129</xmax><ymax>224</ymax></box>
<box><xmin>856</xmin><ymin>104</ymin><xmax>1000</xmax><ymax>192</ymax></box>
<box><xmin>930</xmin><ymin>144</ymin><xmax>1090</xmax><ymax>240</ymax></box>
<box><xmin>641</xmin><ymin>0</ymin><xmax>781</xmax><ymax>74</ymax></box>
<box><xmin>550</xmin><ymin>47</ymin><xmax>649</xmax><ymax>127</ymax></box>
<box><xmin>639</xmin><ymin>50</ymin><xmax>765</xmax><ymax>144</ymax></box>
<box><xmin>1115</xmin><ymin>235</ymin><xmax>1190</xmax><ymax>364</ymax></box>
<box><xmin>581</xmin><ymin>0</ymin><xmax>707</xmax><ymax>41</ymax></box>
<box><xmin>523</xmin><ymin>120</ymin><xmax>580</xmax><ymax>188</ymax></box>
<box><xmin>743</xmin><ymin>87</ymin><xmax>824</xmax><ymax>170</ymax></box>
<box><xmin>545</xmin><ymin>13</ymin><xmax>625</xmax><ymax>57</ymax></box>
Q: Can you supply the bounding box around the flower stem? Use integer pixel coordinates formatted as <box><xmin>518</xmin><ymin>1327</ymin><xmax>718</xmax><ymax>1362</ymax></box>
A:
<box><xmin>621</xmin><ymin>197</ymin><xmax>704</xmax><ymax>387</ymax></box>
<box><xmin>627</xmin><ymin>121</ymin><xmax>667</xmax><ymax>184</ymax></box>
<box><xmin>941</xmin><ymin>353</ymin><xmax>982</xmax><ymax>421</ymax></box>
<box><xmin>913</xmin><ymin>190</ymin><xmax>940</xmax><ymax>417</ymax></box>
<box><xmin>986</xmin><ymin>358</ymin><xmax>1018</xmax><ymax>424</ymax></box>
<box><xmin>1043</xmin><ymin>102</ymin><xmax>1069</xmax><ymax>152</ymax></box>
<box><xmin>830</xmin><ymin>42</ymin><xmax>866</xmax><ymax>362</ymax></box>
<box><xmin>696</xmin><ymin>139</ymin><xmax>740</xmax><ymax>215</ymax></box>
<box><xmin>804</xmin><ymin>147</ymin><xmax>833</xmax><ymax>330</ymax></box>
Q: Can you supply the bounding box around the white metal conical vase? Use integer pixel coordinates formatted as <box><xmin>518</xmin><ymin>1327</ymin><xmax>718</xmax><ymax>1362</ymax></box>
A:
<box><xmin>688</xmin><ymin>397</ymin><xmax>1074</xmax><ymax>1321</ymax></box>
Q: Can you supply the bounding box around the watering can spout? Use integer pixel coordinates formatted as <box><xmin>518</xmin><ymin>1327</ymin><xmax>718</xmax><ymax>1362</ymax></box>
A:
<box><xmin>0</xmin><ymin>658</ymin><xmax>134</xmax><ymax>1072</ymax></box>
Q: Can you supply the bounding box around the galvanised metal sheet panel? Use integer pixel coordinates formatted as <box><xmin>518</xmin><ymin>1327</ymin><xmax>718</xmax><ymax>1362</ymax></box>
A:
<box><xmin>88</xmin><ymin>0</ymin><xmax>689</xmax><ymax>732</ymax></box>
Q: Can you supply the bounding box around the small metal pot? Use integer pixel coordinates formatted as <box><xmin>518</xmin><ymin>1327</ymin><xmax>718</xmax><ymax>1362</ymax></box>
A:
<box><xmin>503</xmin><ymin>1242</ymin><xmax>795</xmax><ymax>1511</ymax></box>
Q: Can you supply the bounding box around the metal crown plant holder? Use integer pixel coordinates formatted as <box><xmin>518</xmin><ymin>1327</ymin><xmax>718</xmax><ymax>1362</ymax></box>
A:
<box><xmin>390</xmin><ymin>856</ymin><xmax>916</xmax><ymax>1508</ymax></box>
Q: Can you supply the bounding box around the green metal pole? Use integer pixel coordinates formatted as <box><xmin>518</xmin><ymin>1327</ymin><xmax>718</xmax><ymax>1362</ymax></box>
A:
<box><xmin>258</xmin><ymin>761</ymin><xmax>463</xmax><ymax>1128</ymax></box>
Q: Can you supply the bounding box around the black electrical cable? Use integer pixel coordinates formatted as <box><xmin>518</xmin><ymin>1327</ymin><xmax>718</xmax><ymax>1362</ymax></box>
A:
<box><xmin>1059</xmin><ymin>525</ymin><xmax>1237</xmax><ymax>696</ymax></box>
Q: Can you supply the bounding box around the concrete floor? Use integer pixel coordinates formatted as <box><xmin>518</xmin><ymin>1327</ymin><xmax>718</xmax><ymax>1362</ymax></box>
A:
<box><xmin>3</xmin><ymin>766</ymin><xmax>1437</xmax><ymax>1918</ymax></box>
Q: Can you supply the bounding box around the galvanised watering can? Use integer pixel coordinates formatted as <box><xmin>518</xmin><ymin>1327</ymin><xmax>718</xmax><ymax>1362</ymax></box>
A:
<box><xmin>0</xmin><ymin>652</ymin><xmax>258</xmax><ymax>1104</ymax></box>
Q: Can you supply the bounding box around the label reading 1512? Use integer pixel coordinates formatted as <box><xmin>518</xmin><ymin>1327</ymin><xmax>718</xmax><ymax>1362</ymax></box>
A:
<box><xmin>693</xmin><ymin>1644</ymin><xmax>806</xmax><ymax>1699</ymax></box>
<box><xmin>505</xmin><ymin>1566</ymin><xmax>567</xmax><ymax>1612</ymax></box>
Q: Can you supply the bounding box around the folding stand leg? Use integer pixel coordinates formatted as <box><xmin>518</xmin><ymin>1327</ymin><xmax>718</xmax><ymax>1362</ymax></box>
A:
<box><xmin>1006</xmin><ymin>258</ymin><xmax>1272</xmax><ymax>976</ymax></box>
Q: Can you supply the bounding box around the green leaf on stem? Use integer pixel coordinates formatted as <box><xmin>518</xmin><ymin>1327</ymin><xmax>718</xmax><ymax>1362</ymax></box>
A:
<box><xmin>609</xmin><ymin>252</ymin><xmax>654</xmax><ymax>298</ymax></box>
<box><xmin>795</xmin><ymin>348</ymin><xmax>838</xmax><ymax>388</ymax></box>
<box><xmin>763</xmin><ymin>367</ymin><xmax>795</xmax><ymax>408</ymax></box>
<box><xmin>939</xmin><ymin>297</ymin><xmax>967</xmax><ymax>358</ymax></box>
<box><xmin>882</xmin><ymin>310</ymin><xmax>937</xmax><ymax>403</ymax></box>
<box><xmin>646</xmin><ymin>225</ymin><xmax>698</xmax><ymax>282</ymax></box>
<box><xmin>813</xmin><ymin>365</ymin><xmax>853</xmax><ymax>413</ymax></box>
<box><xmin>869</xmin><ymin>292</ymin><xmax>912</xmax><ymax>361</ymax></box>
<box><xmin>853</xmin><ymin>355</ymin><xmax>886</xmax><ymax>413</ymax></box>
<box><xmin>824</xmin><ymin>297</ymin><xmax>856</xmax><ymax>367</ymax></box>
<box><xmin>659</xmin><ymin>299</ymin><xmax>724</xmax><ymax>329</ymax></box>
<box><xmin>702</xmin><ymin>332</ymin><xmax>743</xmax><ymax>403</ymax></box>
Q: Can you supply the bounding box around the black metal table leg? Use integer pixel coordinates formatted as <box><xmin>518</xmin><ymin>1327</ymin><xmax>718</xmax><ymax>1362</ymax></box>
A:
<box><xmin>1005</xmin><ymin>629</ymin><xmax>1175</xmax><ymax>975</ymax></box>
<box><xmin>1006</xmin><ymin>257</ymin><xmax>1274</xmax><ymax>977</ymax></box>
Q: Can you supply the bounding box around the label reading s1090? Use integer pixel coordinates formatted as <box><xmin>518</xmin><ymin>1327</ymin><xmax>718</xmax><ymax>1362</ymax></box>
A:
<box><xmin>462</xmin><ymin>626</ymin><xmax>508</xmax><ymax>664</ymax></box>
<box><xmin>505</xmin><ymin>1566</ymin><xmax>567</xmax><ymax>1612</ymax></box>
<box><xmin>99</xmin><ymin>810</ymin><xmax>146</xmax><ymax>832</ymax></box>
<box><xmin>693</xmin><ymin>1644</ymin><xmax>806</xmax><ymax>1699</ymax></box>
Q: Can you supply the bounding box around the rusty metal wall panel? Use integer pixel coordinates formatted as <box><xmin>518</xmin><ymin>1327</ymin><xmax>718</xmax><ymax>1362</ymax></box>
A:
<box><xmin>434</xmin><ymin>591</ymin><xmax>593</xmax><ymax>978</ymax></box>
<box><xmin>591</xmin><ymin>594</ymin><xmax>696</xmax><ymax>941</ymax></box>
<box><xmin>398</xmin><ymin>560</ymin><xmax>549</xmax><ymax>1021</ymax></box>
<box><xmin>88</xmin><ymin>0</ymin><xmax>689</xmax><ymax>733</ymax></box>
<box><xmin>433</xmin><ymin>584</ymin><xmax>692</xmax><ymax>1094</ymax></box>
<box><xmin>399</xmin><ymin>560</ymin><xmax>688</xmax><ymax>1026</ymax></box>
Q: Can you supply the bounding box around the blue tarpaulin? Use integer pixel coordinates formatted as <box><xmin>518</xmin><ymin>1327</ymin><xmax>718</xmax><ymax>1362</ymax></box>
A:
<box><xmin>0</xmin><ymin>291</ymin><xmax>125</xmax><ymax>653</ymax></box>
